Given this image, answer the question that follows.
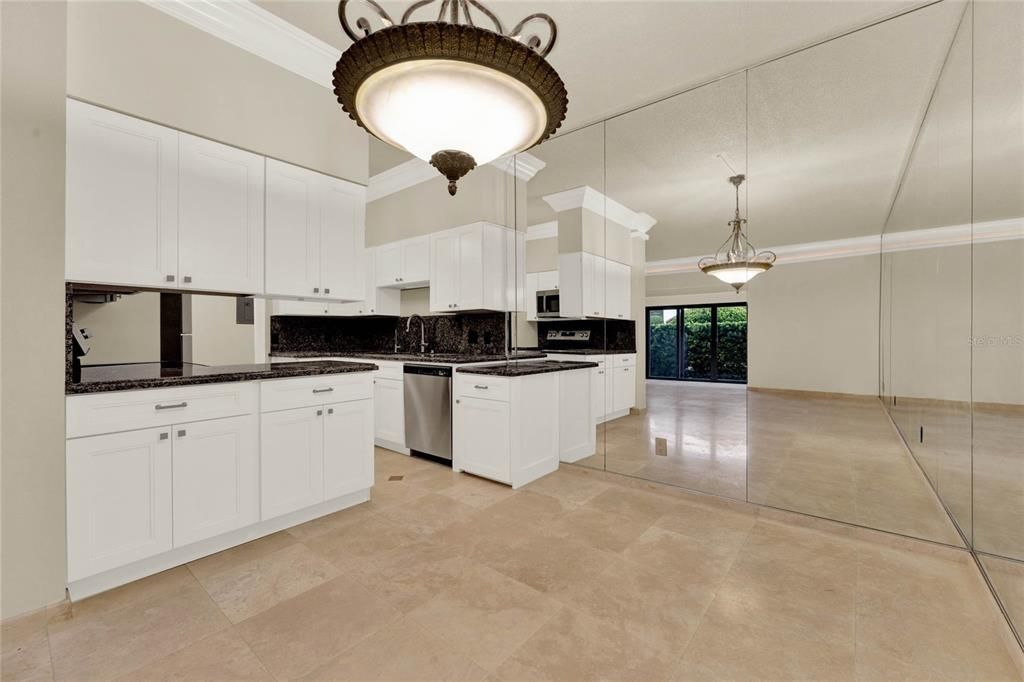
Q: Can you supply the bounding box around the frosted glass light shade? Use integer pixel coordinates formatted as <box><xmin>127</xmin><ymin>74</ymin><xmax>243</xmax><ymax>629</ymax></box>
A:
<box><xmin>702</xmin><ymin>262</ymin><xmax>772</xmax><ymax>290</ymax></box>
<box><xmin>356</xmin><ymin>59</ymin><xmax>548</xmax><ymax>166</ymax></box>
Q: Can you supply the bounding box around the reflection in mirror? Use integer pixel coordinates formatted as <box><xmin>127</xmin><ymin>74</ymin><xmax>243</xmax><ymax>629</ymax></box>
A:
<box><xmin>745</xmin><ymin>0</ymin><xmax>966</xmax><ymax>544</ymax></box>
<box><xmin>605</xmin><ymin>73</ymin><xmax>748</xmax><ymax>499</ymax></box>
<box><xmin>524</xmin><ymin>123</ymin><xmax>608</xmax><ymax>471</ymax></box>
<box><xmin>970</xmin><ymin>0</ymin><xmax>1024</xmax><ymax>641</ymax></box>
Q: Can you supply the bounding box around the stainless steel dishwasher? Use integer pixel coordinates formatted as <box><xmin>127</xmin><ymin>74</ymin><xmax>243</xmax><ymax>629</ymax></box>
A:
<box><xmin>403</xmin><ymin>364</ymin><xmax>453</xmax><ymax>463</ymax></box>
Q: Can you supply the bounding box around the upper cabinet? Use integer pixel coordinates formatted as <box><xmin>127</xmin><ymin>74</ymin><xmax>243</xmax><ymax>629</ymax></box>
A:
<box><xmin>178</xmin><ymin>133</ymin><xmax>264</xmax><ymax>294</ymax></box>
<box><xmin>67</xmin><ymin>101</ymin><xmax>265</xmax><ymax>294</ymax></box>
<box><xmin>66</xmin><ymin>100</ymin><xmax>367</xmax><ymax>299</ymax></box>
<box><xmin>265</xmin><ymin>159</ymin><xmax>365</xmax><ymax>302</ymax></box>
<box><xmin>66</xmin><ymin>100</ymin><xmax>180</xmax><ymax>289</ymax></box>
<box><xmin>375</xmin><ymin>236</ymin><xmax>429</xmax><ymax>289</ymax></box>
<box><xmin>557</xmin><ymin>252</ymin><xmax>630</xmax><ymax>320</ymax></box>
<box><xmin>605</xmin><ymin>260</ymin><xmax>632</xmax><ymax>320</ymax></box>
<box><xmin>429</xmin><ymin>222</ymin><xmax>522</xmax><ymax>313</ymax></box>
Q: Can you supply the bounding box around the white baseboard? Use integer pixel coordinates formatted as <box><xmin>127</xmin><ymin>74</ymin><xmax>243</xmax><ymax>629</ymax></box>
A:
<box><xmin>375</xmin><ymin>439</ymin><xmax>410</xmax><ymax>455</ymax></box>
<box><xmin>67</xmin><ymin>489</ymin><xmax>370</xmax><ymax>601</ymax></box>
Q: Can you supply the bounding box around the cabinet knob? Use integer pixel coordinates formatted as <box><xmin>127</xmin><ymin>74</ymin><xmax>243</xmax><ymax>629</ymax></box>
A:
<box><xmin>328</xmin><ymin>408</ymin><xmax>334</xmax><ymax>415</ymax></box>
<box><xmin>183</xmin><ymin>275</ymin><xmax>192</xmax><ymax>284</ymax></box>
<box><xmin>325</xmin><ymin>288</ymin><xmax>331</xmax><ymax>294</ymax></box>
<box><xmin>370</xmin><ymin>309</ymin><xmax>374</xmax><ymax>313</ymax></box>
<box><xmin>159</xmin><ymin>432</ymin><xmax>169</xmax><ymax>440</ymax></box>
<box><xmin>177</xmin><ymin>429</ymin><xmax>187</xmax><ymax>437</ymax></box>
<box><xmin>165</xmin><ymin>275</ymin><xmax>175</xmax><ymax>282</ymax></box>
<box><xmin>455</xmin><ymin>399</ymin><xmax>460</xmax><ymax>404</ymax></box>
<box><xmin>316</xmin><ymin>409</ymin><xmax>323</xmax><ymax>416</ymax></box>
<box><xmin>313</xmin><ymin>287</ymin><xmax>320</xmax><ymax>293</ymax></box>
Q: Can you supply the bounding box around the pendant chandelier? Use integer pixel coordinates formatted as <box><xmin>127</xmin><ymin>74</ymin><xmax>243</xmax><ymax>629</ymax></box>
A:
<box><xmin>698</xmin><ymin>174</ymin><xmax>776</xmax><ymax>291</ymax></box>
<box><xmin>333</xmin><ymin>0</ymin><xmax>568</xmax><ymax>195</ymax></box>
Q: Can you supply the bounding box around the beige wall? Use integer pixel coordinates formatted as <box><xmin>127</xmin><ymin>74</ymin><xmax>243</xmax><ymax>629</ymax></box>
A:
<box><xmin>747</xmin><ymin>255</ymin><xmax>880</xmax><ymax>396</ymax></box>
<box><xmin>526</xmin><ymin>238</ymin><xmax>558</xmax><ymax>273</ymax></box>
<box><xmin>1</xmin><ymin>0</ymin><xmax>69</xmax><ymax>618</ymax></box>
<box><xmin>192</xmin><ymin>296</ymin><xmax>256</xmax><ymax>366</ymax></box>
<box><xmin>367</xmin><ymin>167</ymin><xmax>522</xmax><ymax>246</ymax></box>
<box><xmin>73</xmin><ymin>294</ymin><xmax>160</xmax><ymax>365</ymax></box>
<box><xmin>646</xmin><ymin>271</ymin><xmax>738</xmax><ymax>299</ymax></box>
<box><xmin>66</xmin><ymin>1</ymin><xmax>367</xmax><ymax>184</ymax></box>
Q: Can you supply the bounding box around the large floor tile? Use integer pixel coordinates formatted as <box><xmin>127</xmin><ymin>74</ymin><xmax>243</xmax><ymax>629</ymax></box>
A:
<box><xmin>1</xmin><ymin>605</ymin><xmax>62</xmax><ymax>682</ymax></box>
<box><xmin>48</xmin><ymin>578</ymin><xmax>229</xmax><ymax>681</ymax></box>
<box><xmin>301</xmin><ymin>614</ymin><xmax>488</xmax><ymax>681</ymax></box>
<box><xmin>118</xmin><ymin>628</ymin><xmax>271</xmax><ymax>681</ymax></box>
<box><xmin>407</xmin><ymin>563</ymin><xmax>561</xmax><ymax>673</ymax></box>
<box><xmin>303</xmin><ymin>513</ymin><xmax>422</xmax><ymax>573</ymax></box>
<box><xmin>542</xmin><ymin>505</ymin><xmax>655</xmax><ymax>554</ymax></box>
<box><xmin>480</xmin><ymin>533</ymin><xmax>616</xmax><ymax>597</ymax></box>
<box><xmin>194</xmin><ymin>542</ymin><xmax>339</xmax><ymax>623</ymax></box>
<box><xmin>235</xmin><ymin>574</ymin><xmax>402</xmax><ymax>680</ymax></box>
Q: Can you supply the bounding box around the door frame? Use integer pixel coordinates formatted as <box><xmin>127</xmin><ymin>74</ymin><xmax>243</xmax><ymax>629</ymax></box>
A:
<box><xmin>645</xmin><ymin>303</ymin><xmax>748</xmax><ymax>384</ymax></box>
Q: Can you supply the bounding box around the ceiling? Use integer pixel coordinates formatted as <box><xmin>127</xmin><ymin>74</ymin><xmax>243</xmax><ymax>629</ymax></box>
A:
<box><xmin>256</xmin><ymin>0</ymin><xmax>932</xmax><ymax>173</ymax></box>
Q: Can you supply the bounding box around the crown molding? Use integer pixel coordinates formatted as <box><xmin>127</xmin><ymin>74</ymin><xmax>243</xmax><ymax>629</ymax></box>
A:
<box><xmin>542</xmin><ymin>186</ymin><xmax>658</xmax><ymax>236</ymax></box>
<box><xmin>367</xmin><ymin>152</ymin><xmax>546</xmax><ymax>202</ymax></box>
<box><xmin>646</xmin><ymin>217</ymin><xmax>1023</xmax><ymax>276</ymax></box>
<box><xmin>526</xmin><ymin>221</ymin><xmax>558</xmax><ymax>241</ymax></box>
<box><xmin>139</xmin><ymin>0</ymin><xmax>340</xmax><ymax>89</ymax></box>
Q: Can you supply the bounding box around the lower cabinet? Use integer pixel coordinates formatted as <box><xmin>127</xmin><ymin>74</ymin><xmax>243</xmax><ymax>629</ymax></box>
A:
<box><xmin>172</xmin><ymin>414</ymin><xmax>259</xmax><ymax>547</ymax></box>
<box><xmin>373</xmin><ymin>376</ymin><xmax>405</xmax><ymax>450</ymax></box>
<box><xmin>260</xmin><ymin>406</ymin><xmax>325</xmax><ymax>520</ymax></box>
<box><xmin>613</xmin><ymin>366</ymin><xmax>636</xmax><ymax>413</ymax></box>
<box><xmin>323</xmin><ymin>399</ymin><xmax>374</xmax><ymax>498</ymax></box>
<box><xmin>67</xmin><ymin>427</ymin><xmax>174</xmax><ymax>582</ymax></box>
<box><xmin>454</xmin><ymin>395</ymin><xmax>511</xmax><ymax>484</ymax></box>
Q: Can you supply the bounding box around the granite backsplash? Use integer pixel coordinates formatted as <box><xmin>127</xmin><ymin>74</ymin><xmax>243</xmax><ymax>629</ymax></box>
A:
<box><xmin>537</xmin><ymin>318</ymin><xmax>636</xmax><ymax>352</ymax></box>
<box><xmin>271</xmin><ymin>311</ymin><xmax>510</xmax><ymax>356</ymax></box>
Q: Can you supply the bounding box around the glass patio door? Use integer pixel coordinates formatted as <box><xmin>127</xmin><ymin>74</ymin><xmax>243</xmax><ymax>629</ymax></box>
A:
<box><xmin>646</xmin><ymin>304</ymin><xmax>747</xmax><ymax>383</ymax></box>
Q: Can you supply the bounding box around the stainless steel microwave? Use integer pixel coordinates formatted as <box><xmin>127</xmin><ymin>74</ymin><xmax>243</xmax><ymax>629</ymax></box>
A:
<box><xmin>537</xmin><ymin>289</ymin><xmax>560</xmax><ymax>318</ymax></box>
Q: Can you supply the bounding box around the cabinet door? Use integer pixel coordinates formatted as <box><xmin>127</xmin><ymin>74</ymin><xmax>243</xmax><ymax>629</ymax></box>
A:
<box><xmin>172</xmin><ymin>414</ymin><xmax>259</xmax><ymax>547</ymax></box>
<box><xmin>430</xmin><ymin>230</ymin><xmax>460</xmax><ymax>311</ymax></box>
<box><xmin>606</xmin><ymin>261</ymin><xmax>631</xmax><ymax>320</ymax></box>
<box><xmin>454</xmin><ymin>396</ymin><xmax>511</xmax><ymax>484</ymax></box>
<box><xmin>456</xmin><ymin>226</ymin><xmax>484</xmax><ymax>310</ymax></box>
<box><xmin>375</xmin><ymin>243</ymin><xmax>403</xmax><ymax>287</ymax></box>
<box><xmin>525</xmin><ymin>273</ymin><xmax>540</xmax><ymax>322</ymax></box>
<box><xmin>591</xmin><ymin>366</ymin><xmax>607</xmax><ymax>424</ymax></box>
<box><xmin>613</xmin><ymin>366</ymin><xmax>636</xmax><ymax>413</ymax></box>
<box><xmin>67</xmin><ymin>428</ymin><xmax>172</xmax><ymax>581</ymax></box>
<box><xmin>587</xmin><ymin>254</ymin><xmax>608</xmax><ymax>318</ymax></box>
<box><xmin>178</xmin><ymin>134</ymin><xmax>264</xmax><ymax>294</ymax></box>
<box><xmin>270</xmin><ymin>300</ymin><xmax>332</xmax><ymax>316</ymax></box>
<box><xmin>319</xmin><ymin>176</ymin><xmax>365</xmax><ymax>301</ymax></box>
<box><xmin>66</xmin><ymin>100</ymin><xmax>179</xmax><ymax>288</ymax></box>
<box><xmin>374</xmin><ymin>377</ymin><xmax>405</xmax><ymax>448</ymax></box>
<box><xmin>402</xmin><ymin>237</ymin><xmax>431</xmax><ymax>284</ymax></box>
<box><xmin>266</xmin><ymin>159</ymin><xmax>320</xmax><ymax>298</ymax></box>
<box><xmin>323</xmin><ymin>399</ymin><xmax>374</xmax><ymax>499</ymax></box>
<box><xmin>260</xmin><ymin>406</ymin><xmax>324</xmax><ymax>520</ymax></box>
<box><xmin>538</xmin><ymin>270</ymin><xmax>559</xmax><ymax>291</ymax></box>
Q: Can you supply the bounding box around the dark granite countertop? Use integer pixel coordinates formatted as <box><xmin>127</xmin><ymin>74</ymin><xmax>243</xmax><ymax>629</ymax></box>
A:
<box><xmin>67</xmin><ymin>360</ymin><xmax>378</xmax><ymax>395</ymax></box>
<box><xmin>457</xmin><ymin>360</ymin><xmax>598</xmax><ymax>377</ymax></box>
<box><xmin>537</xmin><ymin>348</ymin><xmax>636</xmax><ymax>355</ymax></box>
<box><xmin>270</xmin><ymin>350</ymin><xmax>548</xmax><ymax>364</ymax></box>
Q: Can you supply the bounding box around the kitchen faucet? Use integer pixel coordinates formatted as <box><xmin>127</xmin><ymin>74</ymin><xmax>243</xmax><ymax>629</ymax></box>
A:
<box><xmin>406</xmin><ymin>314</ymin><xmax>428</xmax><ymax>354</ymax></box>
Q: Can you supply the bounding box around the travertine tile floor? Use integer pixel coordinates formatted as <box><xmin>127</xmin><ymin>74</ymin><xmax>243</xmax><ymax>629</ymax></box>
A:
<box><xmin>3</xmin><ymin>449</ymin><xmax>1022</xmax><ymax>681</ymax></box>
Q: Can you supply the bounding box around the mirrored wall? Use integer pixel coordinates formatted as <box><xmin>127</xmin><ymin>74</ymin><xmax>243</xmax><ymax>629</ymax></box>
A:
<box><xmin>512</xmin><ymin>0</ymin><xmax>1022</xmax><ymax>644</ymax></box>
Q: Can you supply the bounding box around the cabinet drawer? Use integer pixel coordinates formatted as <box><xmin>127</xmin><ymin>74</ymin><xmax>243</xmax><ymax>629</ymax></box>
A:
<box><xmin>261</xmin><ymin>372</ymin><xmax>372</xmax><ymax>413</ymax></box>
<box><xmin>612</xmin><ymin>354</ymin><xmax>636</xmax><ymax>367</ymax></box>
<box><xmin>373</xmin><ymin>361</ymin><xmax>404</xmax><ymax>381</ymax></box>
<box><xmin>66</xmin><ymin>383</ymin><xmax>258</xmax><ymax>439</ymax></box>
<box><xmin>455</xmin><ymin>374</ymin><xmax>510</xmax><ymax>402</ymax></box>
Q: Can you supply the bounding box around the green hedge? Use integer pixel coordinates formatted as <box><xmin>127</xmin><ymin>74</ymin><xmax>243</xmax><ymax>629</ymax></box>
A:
<box><xmin>648</xmin><ymin>307</ymin><xmax>747</xmax><ymax>381</ymax></box>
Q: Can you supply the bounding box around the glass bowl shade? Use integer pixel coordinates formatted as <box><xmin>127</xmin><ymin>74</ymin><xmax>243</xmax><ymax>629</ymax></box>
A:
<box><xmin>356</xmin><ymin>59</ymin><xmax>548</xmax><ymax>166</ymax></box>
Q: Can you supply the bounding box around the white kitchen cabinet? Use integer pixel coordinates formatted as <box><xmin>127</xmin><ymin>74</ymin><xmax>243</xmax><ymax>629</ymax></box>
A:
<box><xmin>454</xmin><ymin>395</ymin><xmax>511</xmax><ymax>483</ymax></box>
<box><xmin>605</xmin><ymin>260</ymin><xmax>632</xmax><ymax>321</ymax></box>
<box><xmin>613</xmin><ymin>364</ymin><xmax>636</xmax><ymax>414</ymax></box>
<box><xmin>430</xmin><ymin>222</ymin><xmax>517</xmax><ymax>313</ymax></box>
<box><xmin>270</xmin><ymin>300</ymin><xmax>339</xmax><ymax>316</ymax></box>
<box><xmin>323</xmin><ymin>399</ymin><xmax>374</xmax><ymax>498</ymax></box>
<box><xmin>266</xmin><ymin>158</ymin><xmax>366</xmax><ymax>301</ymax></box>
<box><xmin>375</xmin><ymin>236</ymin><xmax>430</xmax><ymax>289</ymax></box>
<box><xmin>525</xmin><ymin>270</ymin><xmax>558</xmax><ymax>322</ymax></box>
<box><xmin>537</xmin><ymin>271</ymin><xmax>559</xmax><ymax>291</ymax></box>
<box><xmin>593</xmin><ymin>363</ymin><xmax>609</xmax><ymax>424</ymax></box>
<box><xmin>260</xmin><ymin>405</ymin><xmax>325</xmax><ymax>520</ymax></box>
<box><xmin>339</xmin><ymin>248</ymin><xmax>401</xmax><ymax>316</ymax></box>
<box><xmin>67</xmin><ymin>427</ymin><xmax>173</xmax><ymax>581</ymax></box>
<box><xmin>178</xmin><ymin>133</ymin><xmax>264</xmax><ymax>294</ymax></box>
<box><xmin>373</xmin><ymin>376</ymin><xmax>405</xmax><ymax>451</ymax></box>
<box><xmin>453</xmin><ymin>371</ymin><xmax>559</xmax><ymax>488</ymax></box>
<box><xmin>558</xmin><ymin>368</ymin><xmax>595</xmax><ymax>463</ymax></box>
<box><xmin>66</xmin><ymin>100</ymin><xmax>179</xmax><ymax>288</ymax></box>
<box><xmin>558</xmin><ymin>252</ymin><xmax>606</xmax><ymax>318</ymax></box>
<box><xmin>172</xmin><ymin>414</ymin><xmax>259</xmax><ymax>547</ymax></box>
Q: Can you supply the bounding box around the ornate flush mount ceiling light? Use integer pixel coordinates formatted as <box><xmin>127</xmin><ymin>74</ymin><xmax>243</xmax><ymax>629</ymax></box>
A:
<box><xmin>698</xmin><ymin>174</ymin><xmax>776</xmax><ymax>291</ymax></box>
<box><xmin>333</xmin><ymin>0</ymin><xmax>568</xmax><ymax>195</ymax></box>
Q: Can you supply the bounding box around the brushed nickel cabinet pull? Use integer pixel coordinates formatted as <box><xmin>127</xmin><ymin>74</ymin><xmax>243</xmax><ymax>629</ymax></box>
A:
<box><xmin>155</xmin><ymin>402</ymin><xmax>187</xmax><ymax>410</ymax></box>
<box><xmin>177</xmin><ymin>429</ymin><xmax>186</xmax><ymax>437</ymax></box>
<box><xmin>312</xmin><ymin>387</ymin><xmax>334</xmax><ymax>394</ymax></box>
<box><xmin>313</xmin><ymin>287</ymin><xmax>320</xmax><ymax>293</ymax></box>
<box><xmin>316</xmin><ymin>409</ymin><xmax>323</xmax><ymax>416</ymax></box>
<box><xmin>165</xmin><ymin>274</ymin><xmax>175</xmax><ymax>282</ymax></box>
<box><xmin>325</xmin><ymin>288</ymin><xmax>331</xmax><ymax>294</ymax></box>
<box><xmin>328</xmin><ymin>408</ymin><xmax>334</xmax><ymax>415</ymax></box>
<box><xmin>183</xmin><ymin>275</ymin><xmax>192</xmax><ymax>283</ymax></box>
<box><xmin>159</xmin><ymin>432</ymin><xmax>169</xmax><ymax>440</ymax></box>
<box><xmin>474</xmin><ymin>385</ymin><xmax>489</xmax><ymax>390</ymax></box>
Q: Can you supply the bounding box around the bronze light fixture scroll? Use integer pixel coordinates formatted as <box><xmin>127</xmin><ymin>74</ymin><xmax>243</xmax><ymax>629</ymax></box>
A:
<box><xmin>698</xmin><ymin>174</ymin><xmax>776</xmax><ymax>291</ymax></box>
<box><xmin>332</xmin><ymin>0</ymin><xmax>568</xmax><ymax>195</ymax></box>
